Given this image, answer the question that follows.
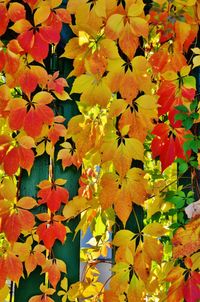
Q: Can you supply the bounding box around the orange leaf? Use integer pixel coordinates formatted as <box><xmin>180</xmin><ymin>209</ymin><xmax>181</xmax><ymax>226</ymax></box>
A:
<box><xmin>172</xmin><ymin>216</ymin><xmax>200</xmax><ymax>258</ymax></box>
<box><xmin>42</xmin><ymin>259</ymin><xmax>66</xmax><ymax>288</ymax></box>
<box><xmin>18</xmin><ymin>69</ymin><xmax>38</xmax><ymax>95</ymax></box>
<box><xmin>0</xmin><ymin>4</ymin><xmax>9</xmax><ymax>36</ymax></box>
<box><xmin>4</xmin><ymin>252</ymin><xmax>23</xmax><ymax>285</ymax></box>
<box><xmin>8</xmin><ymin>3</ymin><xmax>26</xmax><ymax>22</ymax></box>
<box><xmin>38</xmin><ymin>183</ymin><xmax>69</xmax><ymax>212</ymax></box>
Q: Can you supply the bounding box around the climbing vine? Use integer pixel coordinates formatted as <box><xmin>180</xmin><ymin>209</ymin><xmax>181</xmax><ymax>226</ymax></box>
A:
<box><xmin>0</xmin><ymin>0</ymin><xmax>200</xmax><ymax>301</ymax></box>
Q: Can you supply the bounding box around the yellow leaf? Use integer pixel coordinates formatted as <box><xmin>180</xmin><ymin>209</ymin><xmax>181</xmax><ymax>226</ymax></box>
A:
<box><xmin>10</xmin><ymin>19</ymin><xmax>32</xmax><ymax>33</ymax></box>
<box><xmin>60</xmin><ymin>277</ymin><xmax>68</xmax><ymax>291</ymax></box>
<box><xmin>33</xmin><ymin>91</ymin><xmax>53</xmax><ymax>105</ymax></box>
<box><xmin>105</xmin><ymin>14</ymin><xmax>124</xmax><ymax>40</ymax></box>
<box><xmin>125</xmin><ymin>137</ymin><xmax>144</xmax><ymax>161</ymax></box>
<box><xmin>40</xmin><ymin>283</ymin><xmax>55</xmax><ymax>295</ymax></box>
<box><xmin>162</xmin><ymin>70</ymin><xmax>178</xmax><ymax>81</ymax></box>
<box><xmin>193</xmin><ymin>55</ymin><xmax>200</xmax><ymax>69</ymax></box>
<box><xmin>17</xmin><ymin>197</ymin><xmax>38</xmax><ymax>209</ymax></box>
<box><xmin>94</xmin><ymin>0</ymin><xmax>106</xmax><ymax>17</ymax></box>
<box><xmin>143</xmin><ymin>236</ymin><xmax>163</xmax><ymax>263</ymax></box>
<box><xmin>112</xmin><ymin>230</ymin><xmax>135</xmax><ymax>246</ymax></box>
<box><xmin>115</xmin><ymin>185</ymin><xmax>132</xmax><ymax>225</ymax></box>
<box><xmin>143</xmin><ymin>222</ymin><xmax>167</xmax><ymax>237</ymax></box>
<box><xmin>192</xmin><ymin>47</ymin><xmax>200</xmax><ymax>55</ymax></box>
<box><xmin>0</xmin><ymin>178</ymin><xmax>17</xmax><ymax>200</ymax></box>
<box><xmin>136</xmin><ymin>95</ymin><xmax>157</xmax><ymax>110</ymax></box>
<box><xmin>17</xmin><ymin>135</ymin><xmax>36</xmax><ymax>149</ymax></box>
<box><xmin>54</xmin><ymin>90</ymin><xmax>71</xmax><ymax>101</ymax></box>
<box><xmin>127</xmin><ymin>275</ymin><xmax>145</xmax><ymax>301</ymax></box>
<box><xmin>71</xmin><ymin>74</ymin><xmax>93</xmax><ymax>94</ymax></box>
<box><xmin>0</xmin><ymin>284</ymin><xmax>9</xmax><ymax>302</ymax></box>
<box><xmin>145</xmin><ymin>196</ymin><xmax>163</xmax><ymax>219</ymax></box>
<box><xmin>180</xmin><ymin>65</ymin><xmax>191</xmax><ymax>77</ymax></box>
<box><xmin>191</xmin><ymin>252</ymin><xmax>200</xmax><ymax>271</ymax></box>
<box><xmin>36</xmin><ymin>141</ymin><xmax>45</xmax><ymax>157</ymax></box>
<box><xmin>128</xmin><ymin>0</ymin><xmax>145</xmax><ymax>17</ymax></box>
<box><xmin>109</xmin><ymin>99</ymin><xmax>127</xmax><ymax>118</ymax></box>
<box><xmin>63</xmin><ymin>196</ymin><xmax>88</xmax><ymax>219</ymax></box>
<box><xmin>114</xmin><ymin>142</ymin><xmax>132</xmax><ymax>177</ymax></box>
<box><xmin>34</xmin><ymin>5</ymin><xmax>51</xmax><ymax>26</ymax></box>
<box><xmin>55</xmin><ymin>178</ymin><xmax>67</xmax><ymax>186</ymax></box>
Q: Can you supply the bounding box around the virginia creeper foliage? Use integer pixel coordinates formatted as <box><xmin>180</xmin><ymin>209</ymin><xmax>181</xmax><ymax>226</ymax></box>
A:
<box><xmin>0</xmin><ymin>0</ymin><xmax>200</xmax><ymax>301</ymax></box>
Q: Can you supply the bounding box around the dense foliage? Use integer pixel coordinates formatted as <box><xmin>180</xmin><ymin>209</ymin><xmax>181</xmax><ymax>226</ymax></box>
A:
<box><xmin>0</xmin><ymin>0</ymin><xmax>200</xmax><ymax>301</ymax></box>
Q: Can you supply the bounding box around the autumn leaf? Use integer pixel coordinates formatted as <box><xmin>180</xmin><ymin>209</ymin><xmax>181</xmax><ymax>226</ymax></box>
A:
<box><xmin>8</xmin><ymin>92</ymin><xmax>54</xmax><ymax>137</ymax></box>
<box><xmin>172</xmin><ymin>216</ymin><xmax>200</xmax><ymax>258</ymax></box>
<box><xmin>151</xmin><ymin>123</ymin><xmax>191</xmax><ymax>171</ymax></box>
<box><xmin>183</xmin><ymin>272</ymin><xmax>200</xmax><ymax>302</ymax></box>
<box><xmin>42</xmin><ymin>258</ymin><xmax>66</xmax><ymax>288</ymax></box>
<box><xmin>28</xmin><ymin>284</ymin><xmax>55</xmax><ymax>302</ymax></box>
<box><xmin>36</xmin><ymin>213</ymin><xmax>67</xmax><ymax>249</ymax></box>
<box><xmin>37</xmin><ymin>179</ymin><xmax>69</xmax><ymax>212</ymax></box>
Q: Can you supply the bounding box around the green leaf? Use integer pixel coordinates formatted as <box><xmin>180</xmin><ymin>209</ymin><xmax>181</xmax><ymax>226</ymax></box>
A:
<box><xmin>177</xmin><ymin>212</ymin><xmax>185</xmax><ymax>223</ymax></box>
<box><xmin>190</xmin><ymin>160</ymin><xmax>198</xmax><ymax>168</ymax></box>
<box><xmin>190</xmin><ymin>112</ymin><xmax>199</xmax><ymax>119</ymax></box>
<box><xmin>190</xmin><ymin>98</ymin><xmax>198</xmax><ymax>111</ymax></box>
<box><xmin>183</xmin><ymin>75</ymin><xmax>196</xmax><ymax>88</ymax></box>
<box><xmin>183</xmin><ymin>140</ymin><xmax>193</xmax><ymax>153</ymax></box>
<box><xmin>183</xmin><ymin>118</ymin><xmax>193</xmax><ymax>130</ymax></box>
<box><xmin>190</xmin><ymin>140</ymin><xmax>199</xmax><ymax>153</ymax></box>
<box><xmin>178</xmin><ymin>162</ymin><xmax>188</xmax><ymax>174</ymax></box>
<box><xmin>187</xmin><ymin>191</ymin><xmax>194</xmax><ymax>198</ymax></box>
<box><xmin>175</xmin><ymin>113</ymin><xmax>187</xmax><ymax>121</ymax></box>
<box><xmin>175</xmin><ymin>105</ymin><xmax>189</xmax><ymax>112</ymax></box>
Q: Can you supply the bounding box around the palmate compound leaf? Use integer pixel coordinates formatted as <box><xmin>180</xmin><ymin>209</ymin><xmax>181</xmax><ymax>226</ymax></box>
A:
<box><xmin>37</xmin><ymin>179</ymin><xmax>69</xmax><ymax>212</ymax></box>
<box><xmin>99</xmin><ymin>168</ymin><xmax>147</xmax><ymax>224</ymax></box>
<box><xmin>36</xmin><ymin>213</ymin><xmax>67</xmax><ymax>249</ymax></box>
<box><xmin>28</xmin><ymin>284</ymin><xmax>55</xmax><ymax>302</ymax></box>
<box><xmin>42</xmin><ymin>258</ymin><xmax>66</xmax><ymax>289</ymax></box>
<box><xmin>13</xmin><ymin>237</ymin><xmax>46</xmax><ymax>276</ymax></box>
<box><xmin>0</xmin><ymin>251</ymin><xmax>23</xmax><ymax>288</ymax></box>
<box><xmin>0</xmin><ymin>195</ymin><xmax>37</xmax><ymax>242</ymax></box>
<box><xmin>151</xmin><ymin>123</ymin><xmax>191</xmax><ymax>171</ymax></box>
<box><xmin>101</xmin><ymin>127</ymin><xmax>144</xmax><ymax>178</ymax></box>
<box><xmin>8</xmin><ymin>92</ymin><xmax>54</xmax><ymax>138</ymax></box>
<box><xmin>71</xmin><ymin>73</ymin><xmax>112</xmax><ymax>107</ymax></box>
<box><xmin>3</xmin><ymin>145</ymin><xmax>35</xmax><ymax>176</ymax></box>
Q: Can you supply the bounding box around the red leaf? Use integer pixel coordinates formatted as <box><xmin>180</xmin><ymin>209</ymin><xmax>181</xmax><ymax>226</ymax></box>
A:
<box><xmin>29</xmin><ymin>32</ymin><xmax>49</xmax><ymax>62</ymax></box>
<box><xmin>0</xmin><ymin>4</ymin><xmax>9</xmax><ymax>36</ymax></box>
<box><xmin>18</xmin><ymin>29</ymin><xmax>34</xmax><ymax>52</ymax></box>
<box><xmin>18</xmin><ymin>147</ymin><xmax>35</xmax><ymax>173</ymax></box>
<box><xmin>18</xmin><ymin>69</ymin><xmax>38</xmax><ymax>95</ymax></box>
<box><xmin>18</xmin><ymin>209</ymin><xmax>35</xmax><ymax>231</ymax></box>
<box><xmin>2</xmin><ymin>213</ymin><xmax>21</xmax><ymax>242</ymax></box>
<box><xmin>157</xmin><ymin>81</ymin><xmax>176</xmax><ymax>116</ymax></box>
<box><xmin>3</xmin><ymin>148</ymin><xmax>20</xmax><ymax>176</ymax></box>
<box><xmin>4</xmin><ymin>252</ymin><xmax>23</xmax><ymax>284</ymax></box>
<box><xmin>56</xmin><ymin>8</ymin><xmax>71</xmax><ymax>23</ymax></box>
<box><xmin>8</xmin><ymin>3</ymin><xmax>26</xmax><ymax>22</ymax></box>
<box><xmin>23</xmin><ymin>108</ymin><xmax>43</xmax><ymax>137</ymax></box>
<box><xmin>0</xmin><ymin>50</ymin><xmax>6</xmax><ymax>72</ymax></box>
<box><xmin>0</xmin><ymin>258</ymin><xmax>7</xmax><ymax>288</ymax></box>
<box><xmin>151</xmin><ymin>124</ymin><xmax>191</xmax><ymax>171</ymax></box>
<box><xmin>38</xmin><ymin>185</ymin><xmax>69</xmax><ymax>212</ymax></box>
<box><xmin>8</xmin><ymin>107</ymin><xmax>26</xmax><ymax>131</ymax></box>
<box><xmin>37</xmin><ymin>221</ymin><xmax>66</xmax><ymax>249</ymax></box>
<box><xmin>183</xmin><ymin>272</ymin><xmax>200</xmax><ymax>302</ymax></box>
